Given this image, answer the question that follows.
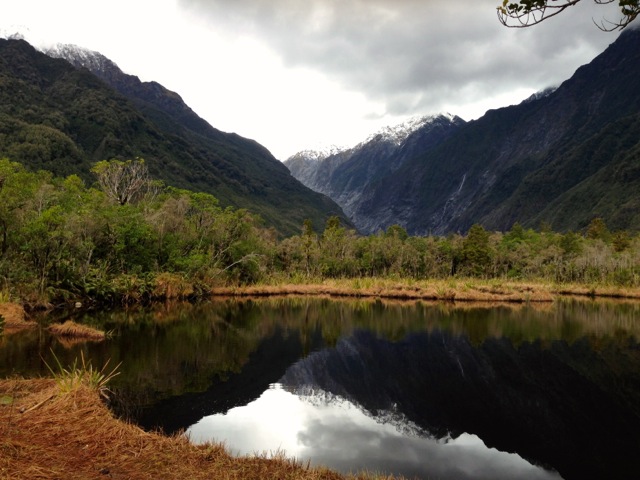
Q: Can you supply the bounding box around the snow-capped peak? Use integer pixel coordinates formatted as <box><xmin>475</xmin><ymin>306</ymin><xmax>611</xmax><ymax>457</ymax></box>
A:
<box><xmin>521</xmin><ymin>86</ymin><xmax>557</xmax><ymax>104</ymax></box>
<box><xmin>0</xmin><ymin>26</ymin><xmax>57</xmax><ymax>51</ymax></box>
<box><xmin>288</xmin><ymin>144</ymin><xmax>350</xmax><ymax>162</ymax></box>
<box><xmin>42</xmin><ymin>43</ymin><xmax>121</xmax><ymax>75</ymax></box>
<box><xmin>362</xmin><ymin>113</ymin><xmax>458</xmax><ymax>146</ymax></box>
<box><xmin>1</xmin><ymin>28</ymin><xmax>121</xmax><ymax>76</ymax></box>
<box><xmin>287</xmin><ymin>113</ymin><xmax>461</xmax><ymax>163</ymax></box>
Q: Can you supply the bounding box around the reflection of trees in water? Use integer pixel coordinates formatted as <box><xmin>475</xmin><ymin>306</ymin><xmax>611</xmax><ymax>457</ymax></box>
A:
<box><xmin>4</xmin><ymin>298</ymin><xmax>640</xmax><ymax>393</ymax></box>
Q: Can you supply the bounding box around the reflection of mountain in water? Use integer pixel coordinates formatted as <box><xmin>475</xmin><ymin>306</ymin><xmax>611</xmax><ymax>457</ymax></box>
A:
<box><xmin>130</xmin><ymin>327</ymin><xmax>309</xmax><ymax>434</ymax></box>
<box><xmin>279</xmin><ymin>330</ymin><xmax>640</xmax><ymax>480</ymax></box>
<box><xmin>285</xmin><ymin>384</ymin><xmax>429</xmax><ymax>440</ymax></box>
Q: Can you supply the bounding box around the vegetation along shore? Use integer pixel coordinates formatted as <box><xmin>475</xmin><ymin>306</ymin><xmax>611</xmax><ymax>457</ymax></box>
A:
<box><xmin>0</xmin><ymin>158</ymin><xmax>638</xmax><ymax>308</ymax></box>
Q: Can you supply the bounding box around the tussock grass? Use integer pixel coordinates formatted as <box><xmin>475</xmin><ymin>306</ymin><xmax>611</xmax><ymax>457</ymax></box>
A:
<box><xmin>214</xmin><ymin>278</ymin><xmax>640</xmax><ymax>302</ymax></box>
<box><xmin>0</xmin><ymin>377</ymin><xmax>396</xmax><ymax>480</ymax></box>
<box><xmin>44</xmin><ymin>351</ymin><xmax>120</xmax><ymax>398</ymax></box>
<box><xmin>47</xmin><ymin>320</ymin><xmax>106</xmax><ymax>340</ymax></box>
<box><xmin>212</xmin><ymin>278</ymin><xmax>559</xmax><ymax>302</ymax></box>
<box><xmin>0</xmin><ymin>302</ymin><xmax>36</xmax><ymax>332</ymax></box>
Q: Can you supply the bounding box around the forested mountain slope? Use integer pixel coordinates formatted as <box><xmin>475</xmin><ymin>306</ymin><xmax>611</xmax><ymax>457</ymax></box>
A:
<box><xmin>0</xmin><ymin>38</ymin><xmax>347</xmax><ymax>235</ymax></box>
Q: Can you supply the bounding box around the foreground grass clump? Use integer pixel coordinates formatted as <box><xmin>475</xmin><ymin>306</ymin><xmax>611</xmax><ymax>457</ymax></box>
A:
<box><xmin>0</xmin><ymin>376</ymin><xmax>397</xmax><ymax>480</ymax></box>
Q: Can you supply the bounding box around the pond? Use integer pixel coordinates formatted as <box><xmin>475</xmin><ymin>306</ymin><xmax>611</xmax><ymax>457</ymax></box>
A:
<box><xmin>2</xmin><ymin>297</ymin><xmax>640</xmax><ymax>480</ymax></box>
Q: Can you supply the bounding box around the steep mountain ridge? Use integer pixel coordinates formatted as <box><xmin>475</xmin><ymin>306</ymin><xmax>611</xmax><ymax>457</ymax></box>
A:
<box><xmin>0</xmin><ymin>38</ymin><xmax>347</xmax><ymax>235</ymax></box>
<box><xmin>288</xmin><ymin>29</ymin><xmax>640</xmax><ymax>235</ymax></box>
<box><xmin>285</xmin><ymin>114</ymin><xmax>466</xmax><ymax>231</ymax></box>
<box><xmin>360</xmin><ymin>29</ymin><xmax>640</xmax><ymax>234</ymax></box>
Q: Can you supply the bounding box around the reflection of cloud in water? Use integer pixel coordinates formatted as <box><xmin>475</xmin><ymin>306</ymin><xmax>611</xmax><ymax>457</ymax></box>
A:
<box><xmin>186</xmin><ymin>384</ymin><xmax>561</xmax><ymax>480</ymax></box>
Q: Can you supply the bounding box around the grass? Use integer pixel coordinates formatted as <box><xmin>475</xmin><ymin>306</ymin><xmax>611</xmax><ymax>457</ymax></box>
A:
<box><xmin>43</xmin><ymin>350</ymin><xmax>120</xmax><ymax>398</ymax></box>
<box><xmin>212</xmin><ymin>278</ymin><xmax>552</xmax><ymax>302</ymax></box>
<box><xmin>47</xmin><ymin>320</ymin><xmax>107</xmax><ymax>341</ymax></box>
<box><xmin>212</xmin><ymin>278</ymin><xmax>640</xmax><ymax>302</ymax></box>
<box><xmin>0</xmin><ymin>374</ymin><xmax>399</xmax><ymax>480</ymax></box>
<box><xmin>0</xmin><ymin>302</ymin><xmax>36</xmax><ymax>331</ymax></box>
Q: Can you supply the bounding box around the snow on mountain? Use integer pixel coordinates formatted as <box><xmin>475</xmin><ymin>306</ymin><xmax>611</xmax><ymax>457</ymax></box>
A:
<box><xmin>0</xmin><ymin>27</ymin><xmax>121</xmax><ymax>77</ymax></box>
<box><xmin>288</xmin><ymin>113</ymin><xmax>459</xmax><ymax>164</ymax></box>
<box><xmin>361</xmin><ymin>113</ymin><xmax>458</xmax><ymax>147</ymax></box>
<box><xmin>43</xmin><ymin>43</ymin><xmax>119</xmax><ymax>76</ymax></box>
<box><xmin>0</xmin><ymin>27</ymin><xmax>58</xmax><ymax>51</ymax></box>
<box><xmin>521</xmin><ymin>86</ymin><xmax>558</xmax><ymax>104</ymax></box>
<box><xmin>291</xmin><ymin>144</ymin><xmax>350</xmax><ymax>162</ymax></box>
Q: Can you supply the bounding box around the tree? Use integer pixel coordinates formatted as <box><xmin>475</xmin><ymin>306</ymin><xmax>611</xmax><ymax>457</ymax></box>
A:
<box><xmin>458</xmin><ymin>224</ymin><xmax>493</xmax><ymax>277</ymax></box>
<box><xmin>585</xmin><ymin>217</ymin><xmax>611</xmax><ymax>241</ymax></box>
<box><xmin>497</xmin><ymin>0</ymin><xmax>640</xmax><ymax>30</ymax></box>
<box><xmin>91</xmin><ymin>158</ymin><xmax>156</xmax><ymax>205</ymax></box>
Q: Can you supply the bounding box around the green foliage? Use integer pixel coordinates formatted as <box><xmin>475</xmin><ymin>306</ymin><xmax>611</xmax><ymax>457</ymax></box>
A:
<box><xmin>586</xmin><ymin>217</ymin><xmax>611</xmax><ymax>241</ymax></box>
<box><xmin>44</xmin><ymin>350</ymin><xmax>121</xmax><ymax>398</ymax></box>
<box><xmin>0</xmin><ymin>39</ymin><xmax>348</xmax><ymax>236</ymax></box>
<box><xmin>458</xmin><ymin>224</ymin><xmax>493</xmax><ymax>277</ymax></box>
<box><xmin>0</xmin><ymin>158</ymin><xmax>639</xmax><ymax>304</ymax></box>
<box><xmin>385</xmin><ymin>224</ymin><xmax>409</xmax><ymax>241</ymax></box>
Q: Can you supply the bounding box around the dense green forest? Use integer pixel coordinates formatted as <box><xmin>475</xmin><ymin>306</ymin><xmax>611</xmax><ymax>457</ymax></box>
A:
<box><xmin>0</xmin><ymin>158</ymin><xmax>638</xmax><ymax>305</ymax></box>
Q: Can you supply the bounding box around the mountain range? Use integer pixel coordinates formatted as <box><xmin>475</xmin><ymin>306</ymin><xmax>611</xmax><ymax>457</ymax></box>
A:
<box><xmin>0</xmin><ymin>37</ymin><xmax>347</xmax><ymax>236</ymax></box>
<box><xmin>285</xmin><ymin>28</ymin><xmax>640</xmax><ymax>235</ymax></box>
<box><xmin>285</xmin><ymin>113</ymin><xmax>466</xmax><ymax>233</ymax></box>
<box><xmin>2</xmin><ymin>28</ymin><xmax>639</xmax><ymax>238</ymax></box>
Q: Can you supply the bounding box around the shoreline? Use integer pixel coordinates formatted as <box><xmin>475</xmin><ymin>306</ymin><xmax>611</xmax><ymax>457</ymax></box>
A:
<box><xmin>210</xmin><ymin>279</ymin><xmax>640</xmax><ymax>303</ymax></box>
<box><xmin>0</xmin><ymin>378</ymin><xmax>361</xmax><ymax>480</ymax></box>
<box><xmin>2</xmin><ymin>279</ymin><xmax>640</xmax><ymax>320</ymax></box>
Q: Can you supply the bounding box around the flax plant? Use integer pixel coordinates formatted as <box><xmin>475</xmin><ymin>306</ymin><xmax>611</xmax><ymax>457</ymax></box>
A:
<box><xmin>44</xmin><ymin>350</ymin><xmax>121</xmax><ymax>398</ymax></box>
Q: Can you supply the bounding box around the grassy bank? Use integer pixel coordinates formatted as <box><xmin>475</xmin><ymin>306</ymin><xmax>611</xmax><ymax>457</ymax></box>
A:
<box><xmin>212</xmin><ymin>278</ymin><xmax>640</xmax><ymax>302</ymax></box>
<box><xmin>0</xmin><ymin>378</ymin><xmax>395</xmax><ymax>480</ymax></box>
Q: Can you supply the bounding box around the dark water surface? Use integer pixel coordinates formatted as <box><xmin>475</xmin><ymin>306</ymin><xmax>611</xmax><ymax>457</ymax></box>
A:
<box><xmin>2</xmin><ymin>297</ymin><xmax>640</xmax><ymax>479</ymax></box>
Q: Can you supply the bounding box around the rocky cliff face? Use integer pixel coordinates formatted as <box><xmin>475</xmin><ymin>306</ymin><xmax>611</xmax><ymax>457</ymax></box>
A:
<box><xmin>285</xmin><ymin>114</ymin><xmax>466</xmax><ymax>233</ymax></box>
<box><xmin>288</xmin><ymin>28</ymin><xmax>640</xmax><ymax>235</ymax></box>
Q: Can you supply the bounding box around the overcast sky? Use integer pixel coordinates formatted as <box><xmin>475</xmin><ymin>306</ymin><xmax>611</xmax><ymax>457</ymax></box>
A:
<box><xmin>0</xmin><ymin>0</ymin><xmax>623</xmax><ymax>159</ymax></box>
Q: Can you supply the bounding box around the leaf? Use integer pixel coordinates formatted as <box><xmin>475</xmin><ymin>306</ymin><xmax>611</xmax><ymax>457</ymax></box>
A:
<box><xmin>0</xmin><ymin>395</ymin><xmax>14</xmax><ymax>405</ymax></box>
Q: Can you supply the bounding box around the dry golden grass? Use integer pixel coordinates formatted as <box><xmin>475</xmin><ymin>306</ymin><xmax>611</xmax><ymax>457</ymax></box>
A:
<box><xmin>0</xmin><ymin>302</ymin><xmax>36</xmax><ymax>332</ymax></box>
<box><xmin>47</xmin><ymin>321</ymin><xmax>106</xmax><ymax>341</ymax></box>
<box><xmin>212</xmin><ymin>279</ymin><xmax>553</xmax><ymax>302</ymax></box>
<box><xmin>214</xmin><ymin>278</ymin><xmax>640</xmax><ymax>303</ymax></box>
<box><xmin>0</xmin><ymin>378</ymin><xmax>399</xmax><ymax>480</ymax></box>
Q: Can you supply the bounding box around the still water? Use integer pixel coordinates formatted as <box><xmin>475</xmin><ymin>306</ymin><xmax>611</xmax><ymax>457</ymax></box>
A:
<box><xmin>2</xmin><ymin>297</ymin><xmax>640</xmax><ymax>479</ymax></box>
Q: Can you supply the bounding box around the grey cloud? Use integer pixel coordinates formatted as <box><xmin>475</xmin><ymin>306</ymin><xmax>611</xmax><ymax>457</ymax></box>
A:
<box><xmin>179</xmin><ymin>1</ymin><xmax>620</xmax><ymax>117</ymax></box>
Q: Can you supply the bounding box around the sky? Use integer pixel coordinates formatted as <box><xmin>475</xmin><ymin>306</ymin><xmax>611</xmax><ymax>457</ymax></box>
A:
<box><xmin>187</xmin><ymin>384</ymin><xmax>561</xmax><ymax>480</ymax></box>
<box><xmin>0</xmin><ymin>0</ymin><xmax>623</xmax><ymax>160</ymax></box>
